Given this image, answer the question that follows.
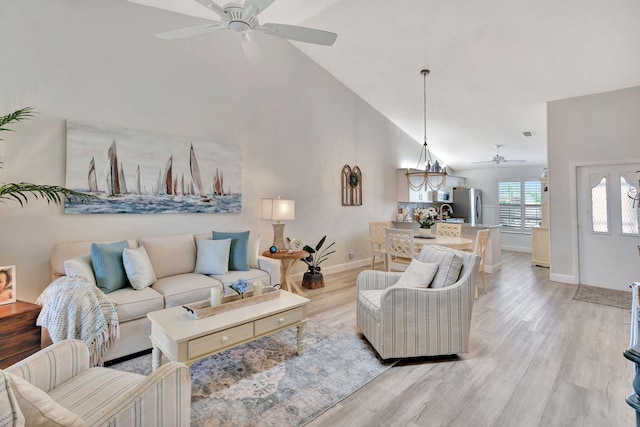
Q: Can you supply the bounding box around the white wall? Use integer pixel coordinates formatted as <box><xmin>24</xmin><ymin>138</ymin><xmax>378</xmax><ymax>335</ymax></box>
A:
<box><xmin>547</xmin><ymin>85</ymin><xmax>640</xmax><ymax>284</ymax></box>
<box><xmin>0</xmin><ymin>0</ymin><xmax>421</xmax><ymax>302</ymax></box>
<box><xmin>459</xmin><ymin>165</ymin><xmax>546</xmax><ymax>251</ymax></box>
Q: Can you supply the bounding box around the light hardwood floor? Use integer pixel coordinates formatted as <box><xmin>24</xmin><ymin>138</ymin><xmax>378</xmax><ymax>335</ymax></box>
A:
<box><xmin>301</xmin><ymin>251</ymin><xmax>634</xmax><ymax>427</ymax></box>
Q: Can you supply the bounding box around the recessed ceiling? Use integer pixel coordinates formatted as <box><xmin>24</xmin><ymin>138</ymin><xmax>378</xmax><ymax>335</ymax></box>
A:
<box><xmin>127</xmin><ymin>0</ymin><xmax>640</xmax><ymax>171</ymax></box>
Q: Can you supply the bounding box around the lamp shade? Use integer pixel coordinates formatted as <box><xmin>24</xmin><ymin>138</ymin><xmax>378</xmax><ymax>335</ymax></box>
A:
<box><xmin>261</xmin><ymin>198</ymin><xmax>295</xmax><ymax>221</ymax></box>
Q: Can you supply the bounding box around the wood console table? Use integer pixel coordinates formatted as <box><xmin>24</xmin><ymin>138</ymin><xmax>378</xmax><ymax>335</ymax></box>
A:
<box><xmin>0</xmin><ymin>301</ymin><xmax>42</xmax><ymax>368</ymax></box>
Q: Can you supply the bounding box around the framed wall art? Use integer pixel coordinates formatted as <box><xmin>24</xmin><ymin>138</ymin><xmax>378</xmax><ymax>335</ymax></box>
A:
<box><xmin>0</xmin><ymin>265</ymin><xmax>16</xmax><ymax>306</ymax></box>
<box><xmin>341</xmin><ymin>164</ymin><xmax>362</xmax><ymax>206</ymax></box>
<box><xmin>65</xmin><ymin>121</ymin><xmax>243</xmax><ymax>214</ymax></box>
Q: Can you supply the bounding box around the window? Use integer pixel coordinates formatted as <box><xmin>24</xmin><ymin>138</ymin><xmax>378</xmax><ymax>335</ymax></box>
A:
<box><xmin>498</xmin><ymin>179</ymin><xmax>542</xmax><ymax>233</ymax></box>
<box><xmin>620</xmin><ymin>175</ymin><xmax>639</xmax><ymax>235</ymax></box>
<box><xmin>591</xmin><ymin>175</ymin><xmax>608</xmax><ymax>233</ymax></box>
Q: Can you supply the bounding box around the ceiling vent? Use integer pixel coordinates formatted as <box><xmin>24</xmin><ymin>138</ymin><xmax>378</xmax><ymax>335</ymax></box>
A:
<box><xmin>522</xmin><ymin>131</ymin><xmax>534</xmax><ymax>137</ymax></box>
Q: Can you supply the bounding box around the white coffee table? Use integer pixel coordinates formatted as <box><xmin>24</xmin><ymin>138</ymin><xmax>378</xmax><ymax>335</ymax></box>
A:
<box><xmin>147</xmin><ymin>290</ymin><xmax>310</xmax><ymax>370</ymax></box>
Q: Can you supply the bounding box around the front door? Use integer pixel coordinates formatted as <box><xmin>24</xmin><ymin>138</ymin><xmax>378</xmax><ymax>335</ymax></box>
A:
<box><xmin>577</xmin><ymin>163</ymin><xmax>639</xmax><ymax>290</ymax></box>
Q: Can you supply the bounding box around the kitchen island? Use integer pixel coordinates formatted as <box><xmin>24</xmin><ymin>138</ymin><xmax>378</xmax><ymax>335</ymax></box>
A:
<box><xmin>391</xmin><ymin>221</ymin><xmax>502</xmax><ymax>273</ymax></box>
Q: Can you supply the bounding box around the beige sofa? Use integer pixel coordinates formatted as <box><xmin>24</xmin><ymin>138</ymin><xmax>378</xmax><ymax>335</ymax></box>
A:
<box><xmin>49</xmin><ymin>233</ymin><xmax>281</xmax><ymax>362</ymax></box>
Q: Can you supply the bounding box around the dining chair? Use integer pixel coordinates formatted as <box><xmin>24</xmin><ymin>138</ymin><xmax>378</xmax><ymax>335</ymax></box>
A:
<box><xmin>385</xmin><ymin>228</ymin><xmax>415</xmax><ymax>272</ymax></box>
<box><xmin>472</xmin><ymin>228</ymin><xmax>490</xmax><ymax>299</ymax></box>
<box><xmin>369</xmin><ymin>221</ymin><xmax>391</xmax><ymax>270</ymax></box>
<box><xmin>435</xmin><ymin>222</ymin><xmax>462</xmax><ymax>238</ymax></box>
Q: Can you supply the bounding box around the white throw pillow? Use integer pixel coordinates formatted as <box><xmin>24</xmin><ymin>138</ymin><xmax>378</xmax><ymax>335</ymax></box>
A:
<box><xmin>123</xmin><ymin>246</ymin><xmax>157</xmax><ymax>290</ymax></box>
<box><xmin>417</xmin><ymin>246</ymin><xmax>464</xmax><ymax>288</ymax></box>
<box><xmin>7</xmin><ymin>372</ymin><xmax>86</xmax><ymax>427</ymax></box>
<box><xmin>248</xmin><ymin>235</ymin><xmax>261</xmax><ymax>269</ymax></box>
<box><xmin>63</xmin><ymin>254</ymin><xmax>96</xmax><ymax>285</ymax></box>
<box><xmin>194</xmin><ymin>238</ymin><xmax>231</xmax><ymax>275</ymax></box>
<box><xmin>393</xmin><ymin>260</ymin><xmax>439</xmax><ymax>288</ymax></box>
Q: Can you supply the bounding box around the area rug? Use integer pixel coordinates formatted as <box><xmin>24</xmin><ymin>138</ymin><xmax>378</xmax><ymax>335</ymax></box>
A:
<box><xmin>573</xmin><ymin>284</ymin><xmax>632</xmax><ymax>310</ymax></box>
<box><xmin>110</xmin><ymin>320</ymin><xmax>394</xmax><ymax>426</ymax></box>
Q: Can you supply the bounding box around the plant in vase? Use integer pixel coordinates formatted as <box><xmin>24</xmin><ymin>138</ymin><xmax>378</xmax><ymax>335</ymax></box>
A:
<box><xmin>301</xmin><ymin>235</ymin><xmax>335</xmax><ymax>289</ymax></box>
<box><xmin>414</xmin><ymin>207</ymin><xmax>438</xmax><ymax>236</ymax></box>
<box><xmin>230</xmin><ymin>278</ymin><xmax>250</xmax><ymax>299</ymax></box>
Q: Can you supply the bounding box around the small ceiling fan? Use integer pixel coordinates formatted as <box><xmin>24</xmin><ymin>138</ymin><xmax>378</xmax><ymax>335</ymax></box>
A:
<box><xmin>155</xmin><ymin>0</ymin><xmax>337</xmax><ymax>46</ymax></box>
<box><xmin>472</xmin><ymin>145</ymin><xmax>526</xmax><ymax>165</ymax></box>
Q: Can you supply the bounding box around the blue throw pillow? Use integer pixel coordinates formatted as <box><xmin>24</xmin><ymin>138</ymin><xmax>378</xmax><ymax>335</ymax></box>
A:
<box><xmin>91</xmin><ymin>240</ymin><xmax>130</xmax><ymax>294</ymax></box>
<box><xmin>212</xmin><ymin>230</ymin><xmax>250</xmax><ymax>271</ymax></box>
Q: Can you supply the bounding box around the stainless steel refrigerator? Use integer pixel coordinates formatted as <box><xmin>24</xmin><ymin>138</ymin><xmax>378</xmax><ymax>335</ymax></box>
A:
<box><xmin>452</xmin><ymin>188</ymin><xmax>483</xmax><ymax>225</ymax></box>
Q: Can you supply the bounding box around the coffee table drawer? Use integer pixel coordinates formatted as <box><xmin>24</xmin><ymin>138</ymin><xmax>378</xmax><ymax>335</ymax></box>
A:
<box><xmin>255</xmin><ymin>307</ymin><xmax>304</xmax><ymax>335</ymax></box>
<box><xmin>188</xmin><ymin>323</ymin><xmax>254</xmax><ymax>358</ymax></box>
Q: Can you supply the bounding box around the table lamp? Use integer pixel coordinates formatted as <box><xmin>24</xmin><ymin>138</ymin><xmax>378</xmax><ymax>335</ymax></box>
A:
<box><xmin>262</xmin><ymin>197</ymin><xmax>295</xmax><ymax>251</ymax></box>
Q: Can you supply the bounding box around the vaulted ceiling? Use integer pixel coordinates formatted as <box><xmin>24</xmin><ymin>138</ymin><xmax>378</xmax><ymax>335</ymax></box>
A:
<box><xmin>127</xmin><ymin>0</ymin><xmax>640</xmax><ymax>171</ymax></box>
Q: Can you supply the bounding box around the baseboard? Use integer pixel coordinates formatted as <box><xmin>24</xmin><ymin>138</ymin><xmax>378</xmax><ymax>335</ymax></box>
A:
<box><xmin>502</xmin><ymin>245</ymin><xmax>531</xmax><ymax>253</ymax></box>
<box><xmin>549</xmin><ymin>272</ymin><xmax>578</xmax><ymax>284</ymax></box>
<box><xmin>484</xmin><ymin>262</ymin><xmax>502</xmax><ymax>274</ymax></box>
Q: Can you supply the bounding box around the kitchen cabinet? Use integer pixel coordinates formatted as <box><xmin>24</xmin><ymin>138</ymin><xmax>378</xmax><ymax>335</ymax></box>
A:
<box><xmin>397</xmin><ymin>169</ymin><xmax>465</xmax><ymax>203</ymax></box>
<box><xmin>397</xmin><ymin>169</ymin><xmax>434</xmax><ymax>203</ymax></box>
<box><xmin>444</xmin><ymin>175</ymin><xmax>465</xmax><ymax>202</ymax></box>
<box><xmin>531</xmin><ymin>177</ymin><xmax>549</xmax><ymax>267</ymax></box>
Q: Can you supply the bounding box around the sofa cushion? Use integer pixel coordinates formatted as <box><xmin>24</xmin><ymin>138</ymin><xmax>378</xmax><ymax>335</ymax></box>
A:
<box><xmin>211</xmin><ymin>268</ymin><xmax>272</xmax><ymax>295</ymax></box>
<box><xmin>213</xmin><ymin>230</ymin><xmax>250</xmax><ymax>271</ymax></box>
<box><xmin>417</xmin><ymin>245</ymin><xmax>464</xmax><ymax>288</ymax></box>
<box><xmin>140</xmin><ymin>234</ymin><xmax>196</xmax><ymax>279</ymax></box>
<box><xmin>63</xmin><ymin>254</ymin><xmax>96</xmax><ymax>286</ymax></box>
<box><xmin>123</xmin><ymin>246</ymin><xmax>157</xmax><ymax>290</ymax></box>
<box><xmin>107</xmin><ymin>286</ymin><xmax>164</xmax><ymax>322</ymax></box>
<box><xmin>7</xmin><ymin>372</ymin><xmax>86</xmax><ymax>427</ymax></box>
<box><xmin>194</xmin><ymin>238</ymin><xmax>231</xmax><ymax>275</ymax></box>
<box><xmin>393</xmin><ymin>260</ymin><xmax>439</xmax><ymax>288</ymax></box>
<box><xmin>248</xmin><ymin>235</ymin><xmax>261</xmax><ymax>269</ymax></box>
<box><xmin>91</xmin><ymin>240</ymin><xmax>130</xmax><ymax>294</ymax></box>
<box><xmin>151</xmin><ymin>273</ymin><xmax>223</xmax><ymax>308</ymax></box>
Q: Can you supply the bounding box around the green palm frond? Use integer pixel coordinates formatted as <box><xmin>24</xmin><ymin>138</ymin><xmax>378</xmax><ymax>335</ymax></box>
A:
<box><xmin>0</xmin><ymin>182</ymin><xmax>96</xmax><ymax>207</ymax></box>
<box><xmin>1</xmin><ymin>107</ymin><xmax>97</xmax><ymax>207</ymax></box>
<box><xmin>0</xmin><ymin>107</ymin><xmax>36</xmax><ymax>138</ymax></box>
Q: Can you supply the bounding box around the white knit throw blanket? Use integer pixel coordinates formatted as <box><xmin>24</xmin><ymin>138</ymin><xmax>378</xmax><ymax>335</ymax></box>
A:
<box><xmin>36</xmin><ymin>276</ymin><xmax>119</xmax><ymax>367</ymax></box>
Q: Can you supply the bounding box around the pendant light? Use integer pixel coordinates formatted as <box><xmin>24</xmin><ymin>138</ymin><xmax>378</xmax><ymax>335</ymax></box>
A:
<box><xmin>405</xmin><ymin>69</ymin><xmax>447</xmax><ymax>192</ymax></box>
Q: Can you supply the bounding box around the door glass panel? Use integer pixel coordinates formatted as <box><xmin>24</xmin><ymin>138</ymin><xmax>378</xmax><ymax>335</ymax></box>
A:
<box><xmin>591</xmin><ymin>176</ymin><xmax>608</xmax><ymax>233</ymax></box>
<box><xmin>620</xmin><ymin>176</ymin><xmax>639</xmax><ymax>235</ymax></box>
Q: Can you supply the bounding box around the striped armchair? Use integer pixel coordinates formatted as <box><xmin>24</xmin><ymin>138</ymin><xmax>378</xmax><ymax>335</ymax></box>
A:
<box><xmin>356</xmin><ymin>246</ymin><xmax>479</xmax><ymax>359</ymax></box>
<box><xmin>2</xmin><ymin>339</ymin><xmax>191</xmax><ymax>426</ymax></box>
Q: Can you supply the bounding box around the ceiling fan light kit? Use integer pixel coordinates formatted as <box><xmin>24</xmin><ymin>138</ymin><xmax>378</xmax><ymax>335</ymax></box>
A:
<box><xmin>155</xmin><ymin>0</ymin><xmax>337</xmax><ymax>46</ymax></box>
<box><xmin>405</xmin><ymin>69</ymin><xmax>447</xmax><ymax>192</ymax></box>
<box><xmin>471</xmin><ymin>144</ymin><xmax>526</xmax><ymax>166</ymax></box>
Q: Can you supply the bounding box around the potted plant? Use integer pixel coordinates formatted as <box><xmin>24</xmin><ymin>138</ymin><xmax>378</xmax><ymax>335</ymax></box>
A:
<box><xmin>414</xmin><ymin>207</ymin><xmax>438</xmax><ymax>236</ymax></box>
<box><xmin>1</xmin><ymin>107</ymin><xmax>94</xmax><ymax>206</ymax></box>
<box><xmin>301</xmin><ymin>235</ymin><xmax>335</xmax><ymax>289</ymax></box>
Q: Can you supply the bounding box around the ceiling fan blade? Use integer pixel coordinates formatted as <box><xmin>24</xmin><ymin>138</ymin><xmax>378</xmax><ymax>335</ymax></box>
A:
<box><xmin>244</xmin><ymin>0</ymin><xmax>275</xmax><ymax>15</ymax></box>
<box><xmin>155</xmin><ymin>23</ymin><xmax>226</xmax><ymax>40</ymax></box>
<box><xmin>470</xmin><ymin>160</ymin><xmax>496</xmax><ymax>164</ymax></box>
<box><xmin>256</xmin><ymin>23</ymin><xmax>337</xmax><ymax>46</ymax></box>
<box><xmin>192</xmin><ymin>0</ymin><xmax>227</xmax><ymax>18</ymax></box>
<box><xmin>502</xmin><ymin>159</ymin><xmax>527</xmax><ymax>163</ymax></box>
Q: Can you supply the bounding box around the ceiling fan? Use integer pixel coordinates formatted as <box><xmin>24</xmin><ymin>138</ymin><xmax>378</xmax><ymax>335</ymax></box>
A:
<box><xmin>154</xmin><ymin>0</ymin><xmax>338</xmax><ymax>46</ymax></box>
<box><xmin>471</xmin><ymin>145</ymin><xmax>526</xmax><ymax>165</ymax></box>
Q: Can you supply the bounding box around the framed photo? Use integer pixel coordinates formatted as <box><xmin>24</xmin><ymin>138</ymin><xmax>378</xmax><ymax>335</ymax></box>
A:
<box><xmin>0</xmin><ymin>265</ymin><xmax>16</xmax><ymax>305</ymax></box>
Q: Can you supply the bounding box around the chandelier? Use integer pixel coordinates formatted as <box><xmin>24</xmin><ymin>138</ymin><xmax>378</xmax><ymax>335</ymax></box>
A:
<box><xmin>405</xmin><ymin>69</ymin><xmax>447</xmax><ymax>192</ymax></box>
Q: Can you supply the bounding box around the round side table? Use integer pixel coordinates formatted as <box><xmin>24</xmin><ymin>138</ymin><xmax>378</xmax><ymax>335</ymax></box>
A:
<box><xmin>262</xmin><ymin>250</ymin><xmax>309</xmax><ymax>294</ymax></box>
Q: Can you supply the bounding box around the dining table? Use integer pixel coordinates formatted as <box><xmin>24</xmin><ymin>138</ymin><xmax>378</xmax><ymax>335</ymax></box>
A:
<box><xmin>414</xmin><ymin>235</ymin><xmax>474</xmax><ymax>251</ymax></box>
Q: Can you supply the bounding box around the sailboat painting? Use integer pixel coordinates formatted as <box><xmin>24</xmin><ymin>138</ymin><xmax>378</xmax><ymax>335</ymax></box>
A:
<box><xmin>65</xmin><ymin>121</ymin><xmax>243</xmax><ymax>214</ymax></box>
